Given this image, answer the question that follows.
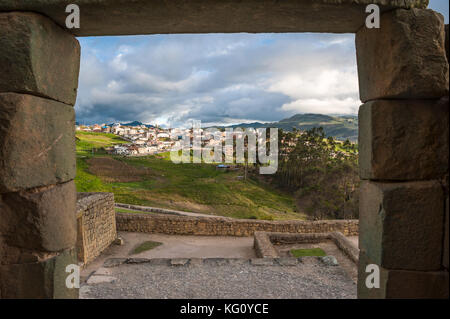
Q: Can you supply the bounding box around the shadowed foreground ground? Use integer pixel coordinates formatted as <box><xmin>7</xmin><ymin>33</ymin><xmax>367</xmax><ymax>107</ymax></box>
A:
<box><xmin>80</xmin><ymin>257</ymin><xmax>356</xmax><ymax>299</ymax></box>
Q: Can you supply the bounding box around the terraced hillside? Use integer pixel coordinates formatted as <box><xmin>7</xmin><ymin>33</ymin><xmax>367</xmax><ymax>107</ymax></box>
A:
<box><xmin>75</xmin><ymin>132</ymin><xmax>303</xmax><ymax>220</ymax></box>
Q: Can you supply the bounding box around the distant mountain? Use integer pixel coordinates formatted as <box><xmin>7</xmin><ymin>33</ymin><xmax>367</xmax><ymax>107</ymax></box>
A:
<box><xmin>110</xmin><ymin>121</ymin><xmax>155</xmax><ymax>128</ymax></box>
<box><xmin>216</xmin><ymin>113</ymin><xmax>358</xmax><ymax>142</ymax></box>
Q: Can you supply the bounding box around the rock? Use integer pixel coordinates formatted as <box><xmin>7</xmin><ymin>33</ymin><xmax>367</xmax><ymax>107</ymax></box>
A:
<box><xmin>103</xmin><ymin>258</ymin><xmax>127</xmax><ymax>268</ymax></box>
<box><xmin>125</xmin><ymin>258</ymin><xmax>150</xmax><ymax>264</ymax></box>
<box><xmin>113</xmin><ymin>237</ymin><xmax>124</xmax><ymax>245</ymax></box>
<box><xmin>445</xmin><ymin>24</ymin><xmax>449</xmax><ymax>62</ymax></box>
<box><xmin>0</xmin><ymin>12</ymin><xmax>80</xmax><ymax>105</ymax></box>
<box><xmin>319</xmin><ymin>256</ymin><xmax>339</xmax><ymax>266</ymax></box>
<box><xmin>0</xmin><ymin>93</ymin><xmax>76</xmax><ymax>192</ymax></box>
<box><xmin>359</xmin><ymin>181</ymin><xmax>444</xmax><ymax>271</ymax></box>
<box><xmin>170</xmin><ymin>258</ymin><xmax>190</xmax><ymax>266</ymax></box>
<box><xmin>275</xmin><ymin>257</ymin><xmax>299</xmax><ymax>266</ymax></box>
<box><xmin>0</xmin><ymin>249</ymin><xmax>79</xmax><ymax>299</ymax></box>
<box><xmin>0</xmin><ymin>181</ymin><xmax>77</xmax><ymax>252</ymax></box>
<box><xmin>358</xmin><ymin>251</ymin><xmax>449</xmax><ymax>299</ymax></box>
<box><xmin>358</xmin><ymin>98</ymin><xmax>449</xmax><ymax>181</ymax></box>
<box><xmin>356</xmin><ymin>8</ymin><xmax>448</xmax><ymax>101</ymax></box>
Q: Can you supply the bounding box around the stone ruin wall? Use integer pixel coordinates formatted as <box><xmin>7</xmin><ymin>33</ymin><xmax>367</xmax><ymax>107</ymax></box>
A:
<box><xmin>76</xmin><ymin>193</ymin><xmax>117</xmax><ymax>265</ymax></box>
<box><xmin>253</xmin><ymin>231</ymin><xmax>359</xmax><ymax>263</ymax></box>
<box><xmin>115</xmin><ymin>212</ymin><xmax>358</xmax><ymax>237</ymax></box>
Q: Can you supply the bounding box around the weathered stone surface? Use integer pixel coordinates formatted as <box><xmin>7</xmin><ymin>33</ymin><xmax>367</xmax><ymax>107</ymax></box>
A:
<box><xmin>0</xmin><ymin>12</ymin><xmax>80</xmax><ymax>105</ymax></box>
<box><xmin>319</xmin><ymin>256</ymin><xmax>339</xmax><ymax>266</ymax></box>
<box><xmin>445</xmin><ymin>24</ymin><xmax>449</xmax><ymax>62</ymax></box>
<box><xmin>0</xmin><ymin>93</ymin><xmax>76</xmax><ymax>192</ymax></box>
<box><xmin>116</xmin><ymin>212</ymin><xmax>358</xmax><ymax>236</ymax></box>
<box><xmin>359</xmin><ymin>181</ymin><xmax>444</xmax><ymax>271</ymax></box>
<box><xmin>359</xmin><ymin>99</ymin><xmax>449</xmax><ymax>181</ymax></box>
<box><xmin>103</xmin><ymin>258</ymin><xmax>127</xmax><ymax>268</ymax></box>
<box><xmin>0</xmin><ymin>0</ymin><xmax>428</xmax><ymax>36</ymax></box>
<box><xmin>171</xmin><ymin>258</ymin><xmax>190</xmax><ymax>266</ymax></box>
<box><xmin>358</xmin><ymin>251</ymin><xmax>449</xmax><ymax>299</ymax></box>
<box><xmin>0</xmin><ymin>181</ymin><xmax>77</xmax><ymax>252</ymax></box>
<box><xmin>356</xmin><ymin>8</ymin><xmax>449</xmax><ymax>102</ymax></box>
<box><xmin>0</xmin><ymin>248</ymin><xmax>79</xmax><ymax>299</ymax></box>
<box><xmin>76</xmin><ymin>192</ymin><xmax>116</xmax><ymax>265</ymax></box>
<box><xmin>275</xmin><ymin>257</ymin><xmax>298</xmax><ymax>266</ymax></box>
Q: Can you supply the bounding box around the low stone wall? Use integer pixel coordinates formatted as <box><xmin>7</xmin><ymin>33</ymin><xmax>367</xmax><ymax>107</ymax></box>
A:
<box><xmin>116</xmin><ymin>212</ymin><xmax>358</xmax><ymax>237</ymax></box>
<box><xmin>76</xmin><ymin>193</ymin><xmax>117</xmax><ymax>265</ymax></box>
<box><xmin>253</xmin><ymin>231</ymin><xmax>359</xmax><ymax>263</ymax></box>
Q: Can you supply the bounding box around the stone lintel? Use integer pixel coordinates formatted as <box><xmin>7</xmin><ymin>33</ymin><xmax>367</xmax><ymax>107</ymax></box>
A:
<box><xmin>0</xmin><ymin>0</ymin><xmax>429</xmax><ymax>36</ymax></box>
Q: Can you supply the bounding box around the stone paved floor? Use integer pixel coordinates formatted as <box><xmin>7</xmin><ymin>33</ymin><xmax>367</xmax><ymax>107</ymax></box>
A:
<box><xmin>80</xmin><ymin>257</ymin><xmax>356</xmax><ymax>299</ymax></box>
<box><xmin>81</xmin><ymin>232</ymin><xmax>256</xmax><ymax>281</ymax></box>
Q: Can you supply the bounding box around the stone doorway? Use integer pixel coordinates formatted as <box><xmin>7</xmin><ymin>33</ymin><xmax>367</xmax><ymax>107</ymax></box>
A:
<box><xmin>0</xmin><ymin>0</ymin><xmax>448</xmax><ymax>299</ymax></box>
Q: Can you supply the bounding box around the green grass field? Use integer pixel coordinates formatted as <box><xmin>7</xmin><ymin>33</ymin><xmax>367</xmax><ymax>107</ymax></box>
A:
<box><xmin>75</xmin><ymin>131</ymin><xmax>304</xmax><ymax>220</ymax></box>
<box><xmin>290</xmin><ymin>248</ymin><xmax>326</xmax><ymax>257</ymax></box>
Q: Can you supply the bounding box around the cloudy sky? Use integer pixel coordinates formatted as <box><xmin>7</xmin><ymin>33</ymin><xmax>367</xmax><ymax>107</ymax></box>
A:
<box><xmin>75</xmin><ymin>0</ymin><xmax>449</xmax><ymax>127</ymax></box>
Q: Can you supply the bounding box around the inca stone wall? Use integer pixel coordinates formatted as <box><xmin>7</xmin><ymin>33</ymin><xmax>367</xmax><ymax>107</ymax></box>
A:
<box><xmin>254</xmin><ymin>231</ymin><xmax>359</xmax><ymax>264</ymax></box>
<box><xmin>116</xmin><ymin>212</ymin><xmax>358</xmax><ymax>237</ymax></box>
<box><xmin>76</xmin><ymin>193</ymin><xmax>117</xmax><ymax>265</ymax></box>
<box><xmin>356</xmin><ymin>9</ymin><xmax>449</xmax><ymax>299</ymax></box>
<box><xmin>0</xmin><ymin>12</ymin><xmax>80</xmax><ymax>299</ymax></box>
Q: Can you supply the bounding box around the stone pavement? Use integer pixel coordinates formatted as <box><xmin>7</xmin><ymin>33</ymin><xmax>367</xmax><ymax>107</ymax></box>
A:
<box><xmin>80</xmin><ymin>257</ymin><xmax>356</xmax><ymax>299</ymax></box>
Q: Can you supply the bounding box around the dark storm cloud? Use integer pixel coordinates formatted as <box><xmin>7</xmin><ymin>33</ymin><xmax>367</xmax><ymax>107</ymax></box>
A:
<box><xmin>75</xmin><ymin>33</ymin><xmax>360</xmax><ymax>127</ymax></box>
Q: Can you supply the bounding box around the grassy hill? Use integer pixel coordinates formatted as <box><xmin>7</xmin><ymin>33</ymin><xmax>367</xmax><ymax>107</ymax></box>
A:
<box><xmin>75</xmin><ymin>132</ymin><xmax>303</xmax><ymax>220</ymax></box>
<box><xmin>217</xmin><ymin>113</ymin><xmax>358</xmax><ymax>142</ymax></box>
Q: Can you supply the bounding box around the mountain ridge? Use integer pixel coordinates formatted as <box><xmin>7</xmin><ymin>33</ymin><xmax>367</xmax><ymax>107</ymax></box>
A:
<box><xmin>214</xmin><ymin>113</ymin><xmax>358</xmax><ymax>141</ymax></box>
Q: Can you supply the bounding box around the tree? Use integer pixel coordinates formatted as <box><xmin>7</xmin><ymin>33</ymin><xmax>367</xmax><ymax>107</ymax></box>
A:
<box><xmin>274</xmin><ymin>127</ymin><xmax>359</xmax><ymax>220</ymax></box>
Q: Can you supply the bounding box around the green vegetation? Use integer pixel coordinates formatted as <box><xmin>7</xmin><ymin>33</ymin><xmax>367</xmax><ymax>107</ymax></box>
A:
<box><xmin>76</xmin><ymin>131</ymin><xmax>128</xmax><ymax>156</ymax></box>
<box><xmin>114</xmin><ymin>207</ymin><xmax>155</xmax><ymax>214</ymax></box>
<box><xmin>132</xmin><ymin>241</ymin><xmax>163</xmax><ymax>254</ymax></box>
<box><xmin>290</xmin><ymin>248</ymin><xmax>326</xmax><ymax>257</ymax></box>
<box><xmin>274</xmin><ymin>127</ymin><xmax>359</xmax><ymax>220</ymax></box>
<box><xmin>75</xmin><ymin>131</ymin><xmax>302</xmax><ymax>220</ymax></box>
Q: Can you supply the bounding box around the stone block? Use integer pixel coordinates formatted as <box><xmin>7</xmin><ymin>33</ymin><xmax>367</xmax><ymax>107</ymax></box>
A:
<box><xmin>0</xmin><ymin>181</ymin><xmax>77</xmax><ymax>252</ymax></box>
<box><xmin>0</xmin><ymin>249</ymin><xmax>79</xmax><ymax>299</ymax></box>
<box><xmin>0</xmin><ymin>93</ymin><xmax>76</xmax><ymax>192</ymax></box>
<box><xmin>359</xmin><ymin>180</ymin><xmax>444</xmax><ymax>271</ymax></box>
<box><xmin>358</xmin><ymin>251</ymin><xmax>449</xmax><ymax>299</ymax></box>
<box><xmin>356</xmin><ymin>9</ymin><xmax>448</xmax><ymax>102</ymax></box>
<box><xmin>445</xmin><ymin>24</ymin><xmax>449</xmax><ymax>62</ymax></box>
<box><xmin>358</xmin><ymin>99</ymin><xmax>449</xmax><ymax>180</ymax></box>
<box><xmin>0</xmin><ymin>12</ymin><xmax>80</xmax><ymax>105</ymax></box>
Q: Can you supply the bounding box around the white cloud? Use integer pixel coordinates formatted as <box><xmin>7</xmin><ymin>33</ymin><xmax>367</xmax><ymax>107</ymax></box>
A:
<box><xmin>75</xmin><ymin>33</ymin><xmax>360</xmax><ymax>127</ymax></box>
<box><xmin>280</xmin><ymin>97</ymin><xmax>360</xmax><ymax>115</ymax></box>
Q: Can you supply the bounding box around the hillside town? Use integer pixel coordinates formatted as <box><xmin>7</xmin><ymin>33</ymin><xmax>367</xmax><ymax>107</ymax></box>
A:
<box><xmin>76</xmin><ymin>122</ymin><xmax>181</xmax><ymax>156</ymax></box>
<box><xmin>76</xmin><ymin>122</ymin><xmax>257</xmax><ymax>158</ymax></box>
